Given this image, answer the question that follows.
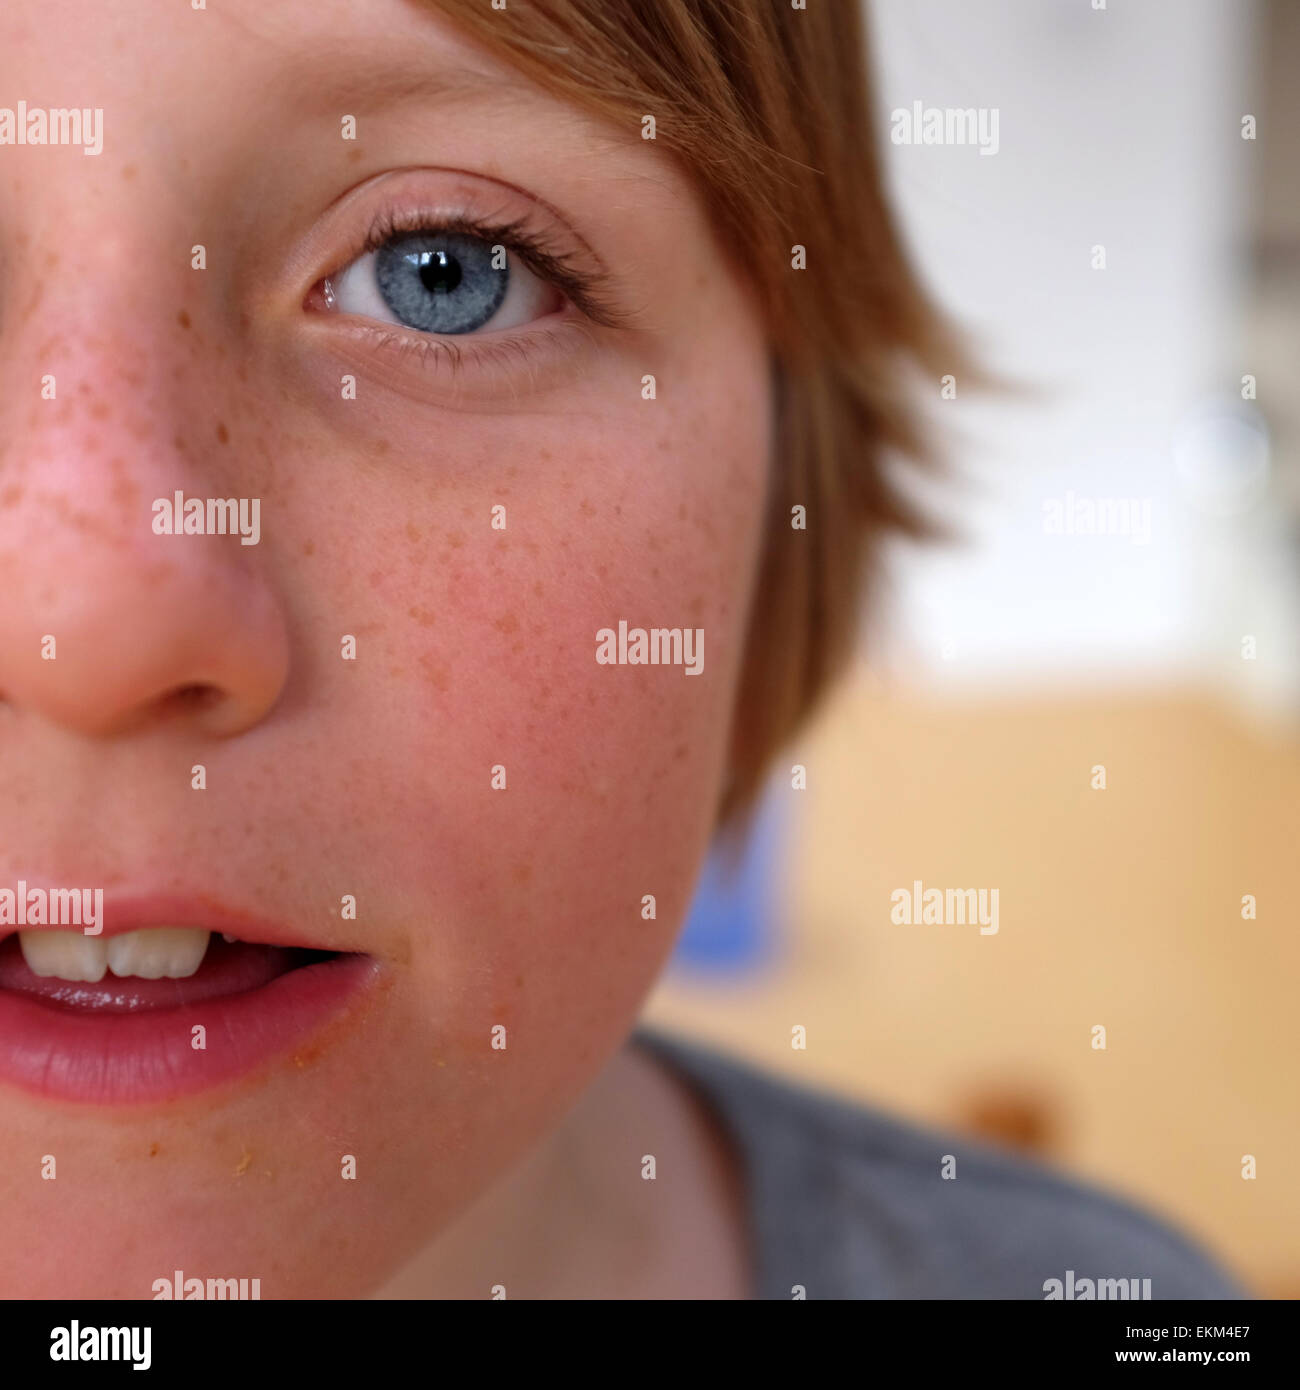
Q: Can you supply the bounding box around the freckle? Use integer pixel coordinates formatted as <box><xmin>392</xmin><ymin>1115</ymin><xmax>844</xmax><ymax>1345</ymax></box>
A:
<box><xmin>689</xmin><ymin>595</ymin><xmax>704</xmax><ymax>616</ymax></box>
<box><xmin>596</xmin><ymin>565</ymin><xmax>608</xmax><ymax>579</ymax></box>
<box><xmin>216</xmin><ymin>421</ymin><xmax>229</xmax><ymax>444</ymax></box>
<box><xmin>149</xmin><ymin>1142</ymin><xmax>160</xmax><ymax>1157</ymax></box>
<box><xmin>19</xmin><ymin>281</ymin><xmax>45</xmax><ymax>323</ymax></box>
<box><xmin>172</xmin><ymin>433</ymin><xmax>188</xmax><ymax>454</ymax></box>
<box><xmin>419</xmin><ymin>653</ymin><xmax>451</xmax><ymax>691</ymax></box>
<box><xmin>579</xmin><ymin>499</ymin><xmax>596</xmax><ymax>518</ymax></box>
<box><xmin>446</xmin><ymin>530</ymin><xmax>465</xmax><ymax>549</ymax></box>
<box><xmin>532</xmin><ymin>581</ymin><xmax>544</xmax><ymax>598</ymax></box>
<box><xmin>677</xmin><ymin>503</ymin><xmax>687</xmax><ymax>520</ymax></box>
<box><xmin>408</xmin><ymin>605</ymin><xmax>435</xmax><ymax>627</ymax></box>
<box><xmin>77</xmin><ymin>381</ymin><xmax>90</xmax><ymax>395</ymax></box>
<box><xmin>89</xmin><ymin>399</ymin><xmax>110</xmax><ymax>421</ymax></box>
<box><xmin>177</xmin><ymin>309</ymin><xmax>191</xmax><ymax>329</ymax></box>
<box><xmin>347</xmin><ymin>148</ymin><xmax>363</xmax><ymax>163</ymax></box>
<box><xmin>302</xmin><ymin>539</ymin><xmax>315</xmax><ymax>556</ymax></box>
<box><xmin>539</xmin><ymin>449</ymin><xmax>551</xmax><ymax>461</ymax></box>
<box><xmin>495</xmin><ymin>612</ymin><xmax>519</xmax><ymax>634</ymax></box>
<box><xmin>614</xmin><ymin>504</ymin><xmax>622</xmax><ymax>516</ymax></box>
<box><xmin>405</xmin><ymin>522</ymin><xmax>422</xmax><ymax>543</ymax></box>
<box><xmin>512</xmin><ymin>861</ymin><xmax>532</xmax><ymax>885</ymax></box>
<box><xmin>1</xmin><ymin>484</ymin><xmax>24</xmax><ymax>508</ymax></box>
<box><xmin>368</xmin><ymin>570</ymin><xmax>385</xmax><ymax>588</ymax></box>
<box><xmin>375</xmin><ymin>439</ymin><xmax>391</xmax><ymax>456</ymax></box>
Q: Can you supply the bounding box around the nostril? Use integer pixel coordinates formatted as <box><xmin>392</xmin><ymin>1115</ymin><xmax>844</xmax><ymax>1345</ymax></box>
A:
<box><xmin>162</xmin><ymin>683</ymin><xmax>223</xmax><ymax>719</ymax></box>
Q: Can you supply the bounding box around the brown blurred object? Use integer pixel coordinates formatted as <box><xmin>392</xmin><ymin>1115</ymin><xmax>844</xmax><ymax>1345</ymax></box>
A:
<box><xmin>958</xmin><ymin>1084</ymin><xmax>1059</xmax><ymax>1158</ymax></box>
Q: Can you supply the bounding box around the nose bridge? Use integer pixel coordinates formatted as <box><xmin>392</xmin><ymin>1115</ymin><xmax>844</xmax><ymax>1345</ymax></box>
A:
<box><xmin>1</xmin><ymin>249</ymin><xmax>207</xmax><ymax>590</ymax></box>
<box><xmin>0</xmin><ymin>205</ymin><xmax>290</xmax><ymax>740</ymax></box>
<box><xmin>2</xmin><ymin>183</ymin><xmax>201</xmax><ymax>494</ymax></box>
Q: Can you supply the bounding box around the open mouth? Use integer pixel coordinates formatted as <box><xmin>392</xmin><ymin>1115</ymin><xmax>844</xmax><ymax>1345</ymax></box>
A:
<box><xmin>0</xmin><ymin>919</ymin><xmax>377</xmax><ymax>1105</ymax></box>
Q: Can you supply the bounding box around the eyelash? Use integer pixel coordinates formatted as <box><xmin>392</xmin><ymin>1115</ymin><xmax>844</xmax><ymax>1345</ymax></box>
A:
<box><xmin>339</xmin><ymin>207</ymin><xmax>626</xmax><ymax>332</ymax></box>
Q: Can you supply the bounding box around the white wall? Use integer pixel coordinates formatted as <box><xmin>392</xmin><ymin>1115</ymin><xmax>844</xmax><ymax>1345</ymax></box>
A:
<box><xmin>864</xmin><ymin>0</ymin><xmax>1295</xmax><ymax>713</ymax></box>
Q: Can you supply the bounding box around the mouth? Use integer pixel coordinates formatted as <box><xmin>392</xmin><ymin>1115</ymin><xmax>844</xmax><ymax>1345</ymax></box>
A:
<box><xmin>0</xmin><ymin>910</ymin><xmax>378</xmax><ymax>1105</ymax></box>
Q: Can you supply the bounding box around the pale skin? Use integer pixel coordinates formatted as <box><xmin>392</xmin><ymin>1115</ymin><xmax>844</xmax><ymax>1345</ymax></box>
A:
<box><xmin>0</xmin><ymin>0</ymin><xmax>768</xmax><ymax>1296</ymax></box>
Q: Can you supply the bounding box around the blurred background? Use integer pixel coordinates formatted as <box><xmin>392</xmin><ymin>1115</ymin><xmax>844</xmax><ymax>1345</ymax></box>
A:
<box><xmin>643</xmin><ymin>0</ymin><xmax>1298</xmax><ymax>1298</ymax></box>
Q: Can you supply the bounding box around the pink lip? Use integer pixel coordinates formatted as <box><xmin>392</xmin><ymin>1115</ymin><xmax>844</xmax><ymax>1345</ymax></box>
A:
<box><xmin>0</xmin><ymin>890</ymin><xmax>379</xmax><ymax>1105</ymax></box>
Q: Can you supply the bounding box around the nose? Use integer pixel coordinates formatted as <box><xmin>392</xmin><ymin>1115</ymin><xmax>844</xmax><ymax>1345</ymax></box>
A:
<box><xmin>0</xmin><ymin>533</ymin><xmax>291</xmax><ymax>738</ymax></box>
<box><xmin>0</xmin><ymin>297</ymin><xmax>289</xmax><ymax>742</ymax></box>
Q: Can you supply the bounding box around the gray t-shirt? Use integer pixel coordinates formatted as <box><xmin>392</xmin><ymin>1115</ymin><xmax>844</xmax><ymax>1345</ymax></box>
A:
<box><xmin>634</xmin><ymin>1028</ymin><xmax>1245</xmax><ymax>1300</ymax></box>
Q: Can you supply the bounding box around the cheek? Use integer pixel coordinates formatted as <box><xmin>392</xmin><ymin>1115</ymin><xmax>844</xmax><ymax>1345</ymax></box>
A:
<box><xmin>292</xmin><ymin>355</ymin><xmax>769</xmax><ymax>1050</ymax></box>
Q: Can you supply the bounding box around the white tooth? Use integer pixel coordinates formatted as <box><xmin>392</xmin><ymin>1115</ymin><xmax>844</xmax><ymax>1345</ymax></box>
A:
<box><xmin>19</xmin><ymin>930</ymin><xmax>109</xmax><ymax>982</ymax></box>
<box><xmin>221</xmin><ymin>933</ymin><xmax>237</xmax><ymax>944</ymax></box>
<box><xmin>106</xmin><ymin>928</ymin><xmax>211</xmax><ymax>980</ymax></box>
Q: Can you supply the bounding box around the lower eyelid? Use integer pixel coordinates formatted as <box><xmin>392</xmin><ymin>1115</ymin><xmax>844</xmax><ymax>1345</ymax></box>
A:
<box><xmin>302</xmin><ymin>308</ymin><xmax>603</xmax><ymax>406</ymax></box>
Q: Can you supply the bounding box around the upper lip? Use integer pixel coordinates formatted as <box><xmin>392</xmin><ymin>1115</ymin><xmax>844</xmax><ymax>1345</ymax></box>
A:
<box><xmin>0</xmin><ymin>887</ymin><xmax>349</xmax><ymax>951</ymax></box>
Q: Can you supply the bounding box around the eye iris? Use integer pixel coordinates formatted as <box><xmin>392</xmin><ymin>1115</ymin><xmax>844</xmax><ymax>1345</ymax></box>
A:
<box><xmin>374</xmin><ymin>233</ymin><xmax>507</xmax><ymax>334</ymax></box>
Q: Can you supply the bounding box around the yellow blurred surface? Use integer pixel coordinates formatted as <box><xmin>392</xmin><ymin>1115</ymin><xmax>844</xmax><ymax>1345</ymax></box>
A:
<box><xmin>645</xmin><ymin>676</ymin><xmax>1300</xmax><ymax>1297</ymax></box>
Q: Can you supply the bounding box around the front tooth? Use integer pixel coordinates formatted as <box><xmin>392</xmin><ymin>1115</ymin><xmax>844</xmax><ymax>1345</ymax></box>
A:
<box><xmin>19</xmin><ymin>930</ymin><xmax>110</xmax><ymax>982</ymax></box>
<box><xmin>106</xmin><ymin>928</ymin><xmax>211</xmax><ymax>980</ymax></box>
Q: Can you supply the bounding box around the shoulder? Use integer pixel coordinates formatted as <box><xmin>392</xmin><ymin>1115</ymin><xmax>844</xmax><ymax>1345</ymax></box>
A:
<box><xmin>634</xmin><ymin>1028</ymin><xmax>1246</xmax><ymax>1301</ymax></box>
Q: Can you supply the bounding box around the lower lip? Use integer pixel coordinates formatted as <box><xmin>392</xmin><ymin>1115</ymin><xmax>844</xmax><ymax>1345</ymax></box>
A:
<box><xmin>0</xmin><ymin>939</ymin><xmax>378</xmax><ymax>1105</ymax></box>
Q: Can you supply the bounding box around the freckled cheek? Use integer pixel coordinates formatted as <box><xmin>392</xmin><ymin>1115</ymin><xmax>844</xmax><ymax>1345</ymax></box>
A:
<box><xmin>354</xmin><ymin>422</ymin><xmax>765</xmax><ymax>999</ymax></box>
<box><xmin>381</xmin><ymin>421</ymin><xmax>762</xmax><ymax>778</ymax></box>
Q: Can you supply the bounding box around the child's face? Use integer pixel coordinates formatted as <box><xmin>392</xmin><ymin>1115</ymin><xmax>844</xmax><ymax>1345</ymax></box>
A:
<box><xmin>0</xmin><ymin>1</ymin><xmax>769</xmax><ymax>1295</ymax></box>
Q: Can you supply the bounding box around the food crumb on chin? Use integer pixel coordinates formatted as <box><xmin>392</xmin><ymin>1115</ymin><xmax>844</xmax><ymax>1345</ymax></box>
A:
<box><xmin>234</xmin><ymin>1149</ymin><xmax>253</xmax><ymax>1177</ymax></box>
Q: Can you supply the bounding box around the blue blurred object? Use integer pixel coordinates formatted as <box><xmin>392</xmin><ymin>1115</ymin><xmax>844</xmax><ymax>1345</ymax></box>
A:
<box><xmin>670</xmin><ymin>785</ymin><xmax>786</xmax><ymax>976</ymax></box>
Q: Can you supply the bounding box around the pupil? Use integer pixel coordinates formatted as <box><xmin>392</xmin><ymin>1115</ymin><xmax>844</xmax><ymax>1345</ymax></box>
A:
<box><xmin>417</xmin><ymin>250</ymin><xmax>462</xmax><ymax>295</ymax></box>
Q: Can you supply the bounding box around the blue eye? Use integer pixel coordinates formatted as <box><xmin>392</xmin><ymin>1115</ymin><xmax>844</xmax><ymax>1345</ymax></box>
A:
<box><xmin>374</xmin><ymin>233</ymin><xmax>507</xmax><ymax>335</ymax></box>
<box><xmin>329</xmin><ymin>226</ymin><xmax>562</xmax><ymax>336</ymax></box>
